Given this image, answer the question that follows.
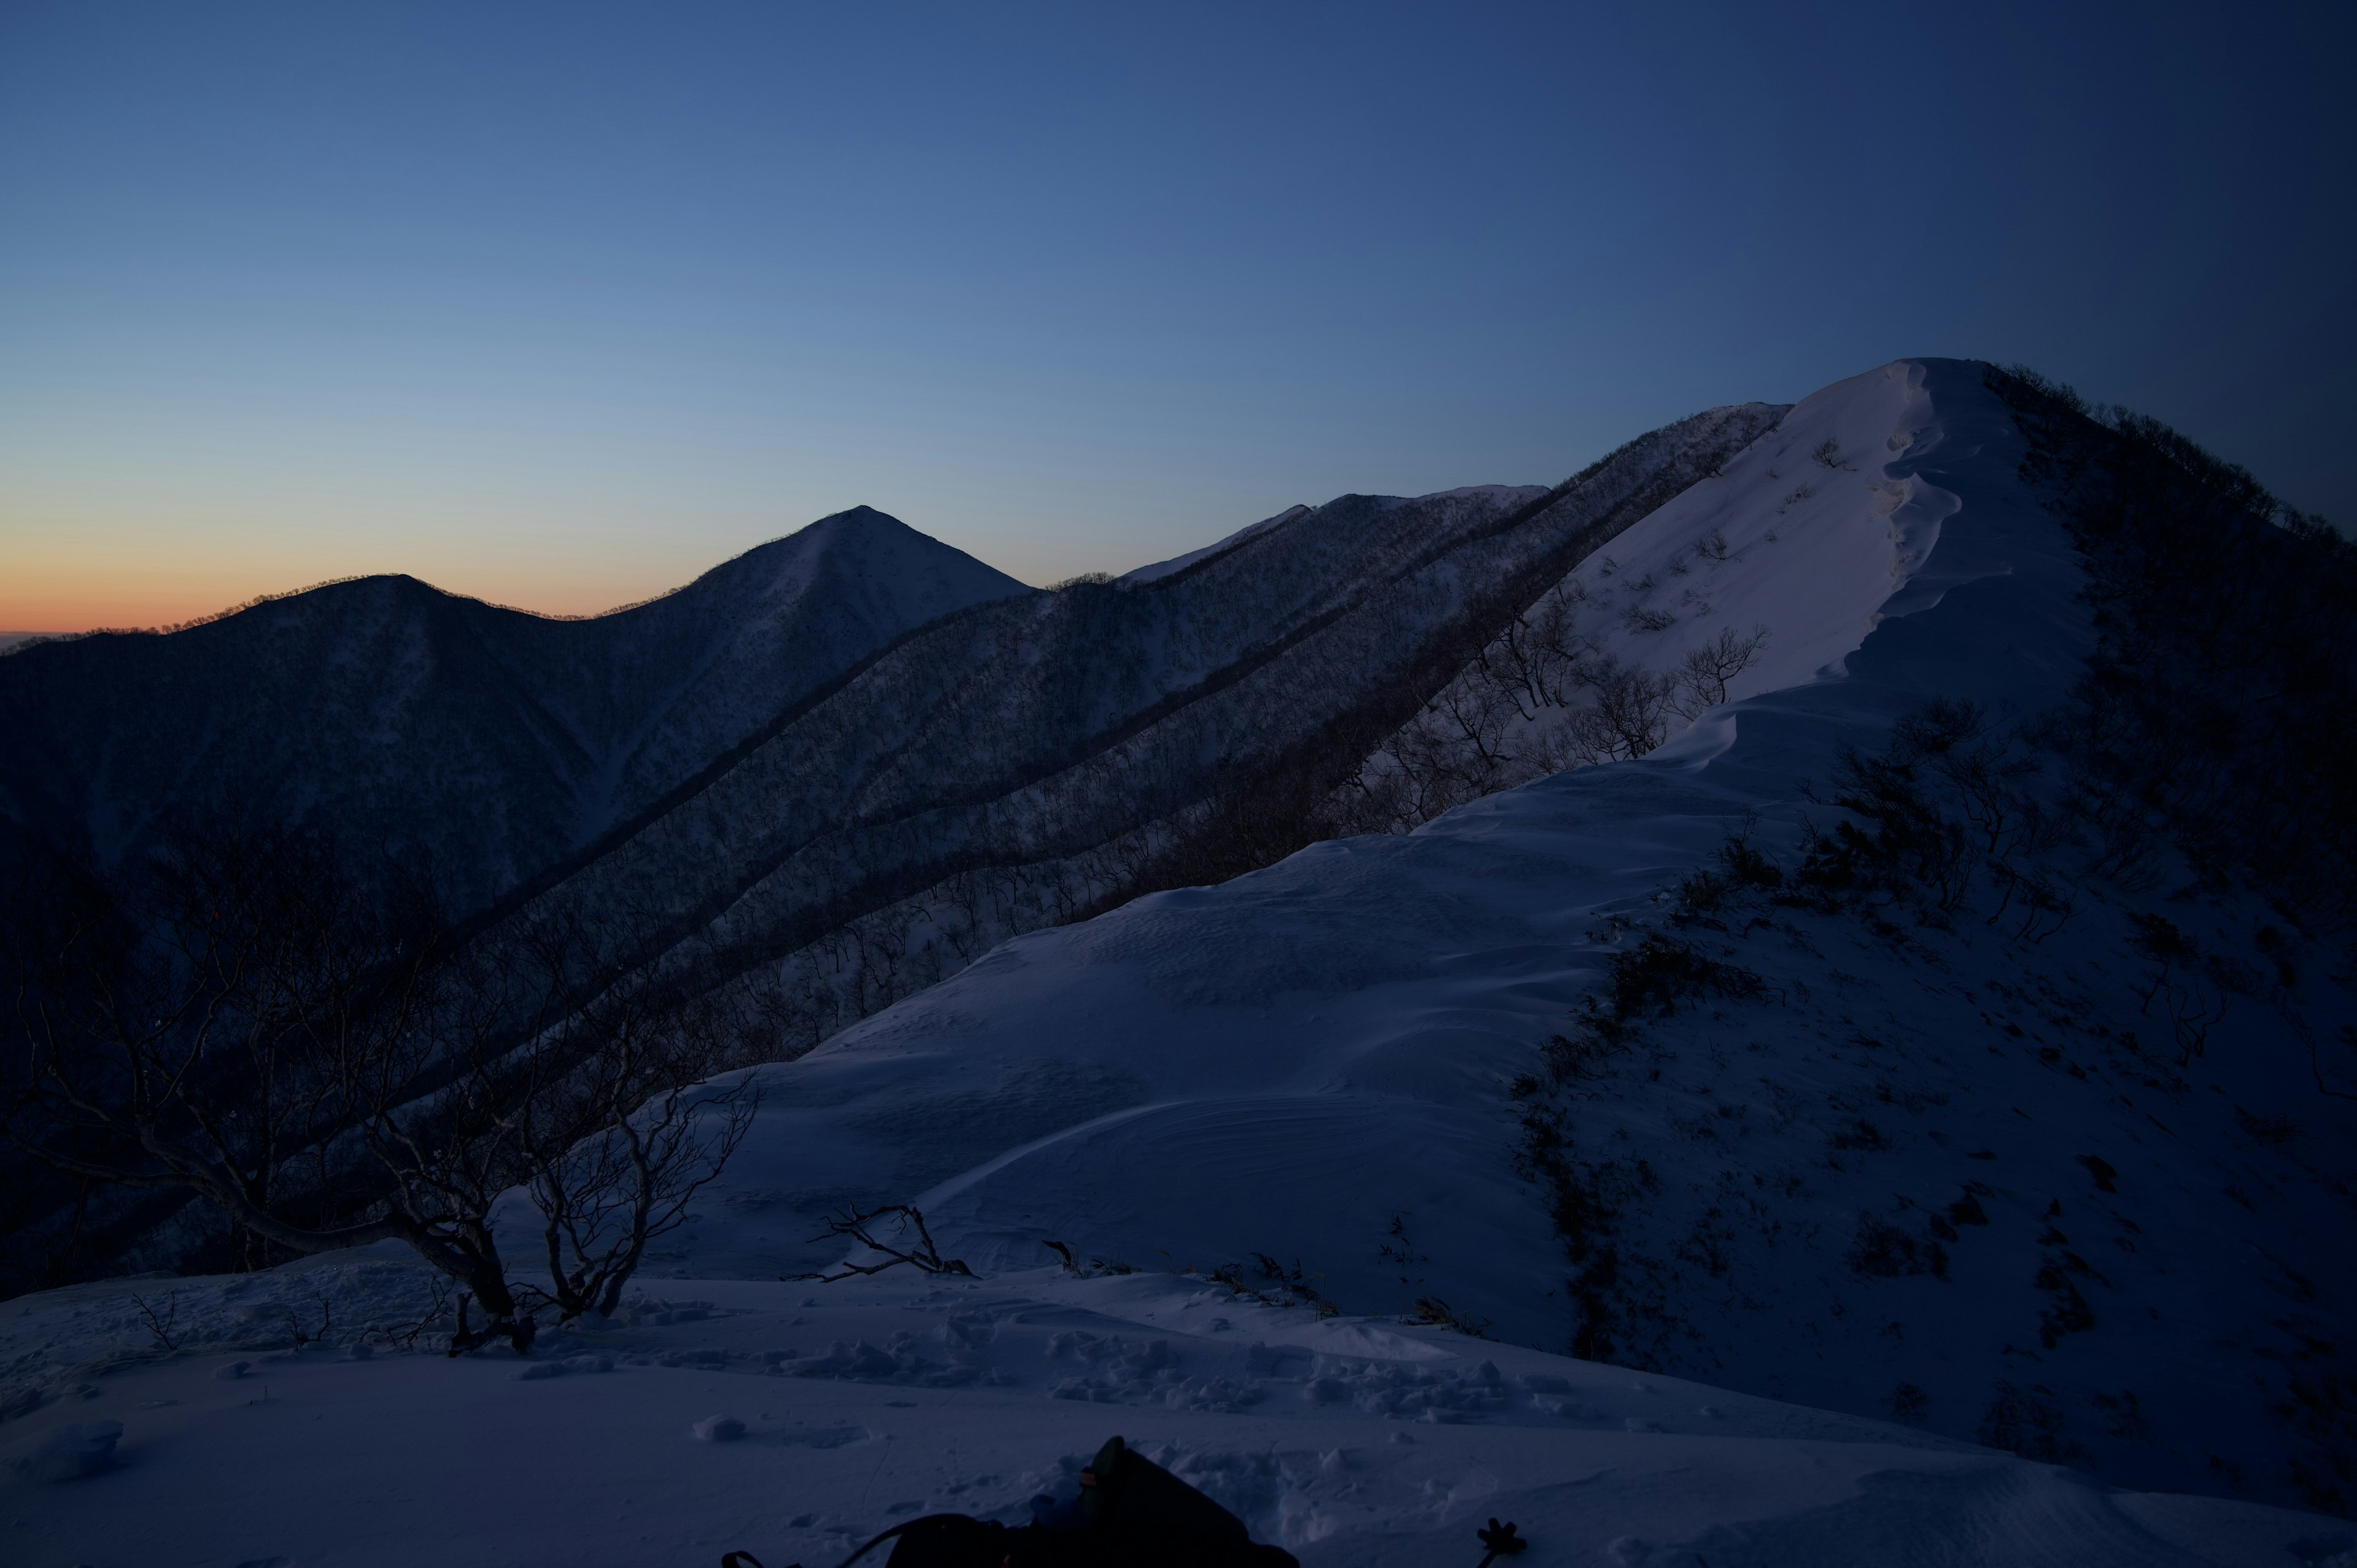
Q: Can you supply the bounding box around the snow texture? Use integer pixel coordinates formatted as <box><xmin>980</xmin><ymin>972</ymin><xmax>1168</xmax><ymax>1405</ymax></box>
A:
<box><xmin>1</xmin><ymin>1258</ymin><xmax>2337</xmax><ymax>1566</ymax></box>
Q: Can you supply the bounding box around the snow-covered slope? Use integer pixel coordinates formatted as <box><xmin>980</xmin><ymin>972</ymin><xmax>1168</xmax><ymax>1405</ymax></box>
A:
<box><xmin>506</xmin><ymin>407</ymin><xmax>1779</xmax><ymax>1053</ymax></box>
<box><xmin>1120</xmin><ymin>503</ymin><xmax>1316</xmax><ymax>584</ymax></box>
<box><xmin>3</xmin><ymin>1253</ymin><xmax>2342</xmax><ymax>1567</ymax></box>
<box><xmin>563</xmin><ymin>506</ymin><xmax>1039</xmax><ymax>843</ymax></box>
<box><xmin>1326</xmin><ymin>366</ymin><xmax>1957</xmax><ymax>830</ymax></box>
<box><xmin>632</xmin><ymin>361</ymin><xmax>2354</xmax><ymax>1513</ymax></box>
<box><xmin>1422</xmin><ymin>373</ymin><xmax>1956</xmax><ymax>743</ymax></box>
<box><xmin>643</xmin><ymin>364</ymin><xmax>1982</xmax><ymax>1283</ymax></box>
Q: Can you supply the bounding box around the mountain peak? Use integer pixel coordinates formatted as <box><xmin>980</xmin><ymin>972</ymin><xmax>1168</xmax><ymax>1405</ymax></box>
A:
<box><xmin>679</xmin><ymin>507</ymin><xmax>1029</xmax><ymax>610</ymax></box>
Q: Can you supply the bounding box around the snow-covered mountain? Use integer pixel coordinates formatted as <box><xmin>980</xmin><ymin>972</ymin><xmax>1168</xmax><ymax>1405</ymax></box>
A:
<box><xmin>4</xmin><ymin>358</ymin><xmax>2351</xmax><ymax>1565</ymax></box>
<box><xmin>1</xmin><ymin>412</ymin><xmax>1775</xmax><ymax>1011</ymax></box>
<box><xmin>0</xmin><ymin>398</ymin><xmax>1780</xmax><ymax>1305</ymax></box>
<box><xmin>0</xmin><ymin>508</ymin><xmax>1032</xmax><ymax>910</ymax></box>
<box><xmin>522</xmin><ymin>405</ymin><xmax>1780</xmax><ymax>1050</ymax></box>
<box><xmin>593</xmin><ymin>361</ymin><xmax>2355</xmax><ymax>1515</ymax></box>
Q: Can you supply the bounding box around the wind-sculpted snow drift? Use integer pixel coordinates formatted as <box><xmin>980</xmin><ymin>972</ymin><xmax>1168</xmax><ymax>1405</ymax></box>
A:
<box><xmin>643</xmin><ymin>361</ymin><xmax>2355</xmax><ymax>1515</ymax></box>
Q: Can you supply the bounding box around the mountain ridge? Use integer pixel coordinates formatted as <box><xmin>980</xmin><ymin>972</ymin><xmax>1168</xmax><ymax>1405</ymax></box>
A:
<box><xmin>503</xmin><ymin>405</ymin><xmax>1783</xmax><ymax>1052</ymax></box>
<box><xmin>0</xmin><ymin>404</ymin><xmax>1786</xmax><ymax>1297</ymax></box>
<box><xmin>0</xmin><ymin>507</ymin><xmax>1033</xmax><ymax>910</ymax></box>
<box><xmin>637</xmin><ymin>359</ymin><xmax>2357</xmax><ymax>1512</ymax></box>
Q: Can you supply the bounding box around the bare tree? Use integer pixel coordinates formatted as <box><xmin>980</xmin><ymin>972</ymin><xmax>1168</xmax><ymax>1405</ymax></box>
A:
<box><xmin>1490</xmin><ymin>580</ymin><xmax>1591</xmax><ymax>717</ymax></box>
<box><xmin>1671</xmin><ymin>624</ymin><xmax>1771</xmax><ymax>717</ymax></box>
<box><xmin>2</xmin><ymin>825</ymin><xmax>760</xmax><ymax>1351</ymax></box>
<box><xmin>783</xmin><ymin>1204</ymin><xmax>973</xmax><ymax>1282</ymax></box>
<box><xmin>4</xmin><ymin>831</ymin><xmax>419</xmax><ymax>1276</ymax></box>
<box><xmin>508</xmin><ymin>949</ymin><xmax>761</xmax><ymax>1324</ymax></box>
<box><xmin>1567</xmin><ymin>658</ymin><xmax>1679</xmax><ymax>763</ymax></box>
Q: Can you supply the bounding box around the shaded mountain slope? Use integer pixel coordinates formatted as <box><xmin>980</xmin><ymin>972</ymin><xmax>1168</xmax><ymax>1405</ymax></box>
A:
<box><xmin>0</xmin><ymin>509</ymin><xmax>1031</xmax><ymax>910</ymax></box>
<box><xmin>524</xmin><ymin>406</ymin><xmax>1785</xmax><ymax>1048</ymax></box>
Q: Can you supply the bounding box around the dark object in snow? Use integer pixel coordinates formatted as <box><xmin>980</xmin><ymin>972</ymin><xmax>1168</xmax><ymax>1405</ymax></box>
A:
<box><xmin>10</xmin><ymin>1419</ymin><xmax>123</xmax><ymax>1482</ymax></box>
<box><xmin>1067</xmin><ymin>1434</ymin><xmax>1259</xmax><ymax>1550</ymax></box>
<box><xmin>782</xmin><ymin>1205</ymin><xmax>973</xmax><ymax>1284</ymax></box>
<box><xmin>1476</xmin><ymin>1517</ymin><xmax>1530</xmax><ymax>1566</ymax></box>
<box><xmin>449</xmin><ymin>1293</ymin><xmax>536</xmax><ymax>1357</ymax></box>
<box><xmin>718</xmin><ymin>1434</ymin><xmax>1299</xmax><ymax>1567</ymax></box>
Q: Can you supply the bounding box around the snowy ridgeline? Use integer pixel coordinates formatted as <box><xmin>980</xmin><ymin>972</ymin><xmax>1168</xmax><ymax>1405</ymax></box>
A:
<box><xmin>6</xmin><ymin>1260</ymin><xmax>2350</xmax><ymax>1567</ymax></box>
<box><xmin>1327</xmin><ymin>378</ymin><xmax>1950</xmax><ymax>833</ymax></box>
<box><xmin>646</xmin><ymin>363</ymin><xmax>2352</xmax><ymax>1515</ymax></box>
<box><xmin>530</xmin><ymin>401</ymin><xmax>1779</xmax><ymax>1056</ymax></box>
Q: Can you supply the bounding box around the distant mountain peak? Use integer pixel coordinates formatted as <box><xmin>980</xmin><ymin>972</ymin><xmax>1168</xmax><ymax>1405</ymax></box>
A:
<box><xmin>0</xmin><ymin>503</ymin><xmax>1035</xmax><ymax>905</ymax></box>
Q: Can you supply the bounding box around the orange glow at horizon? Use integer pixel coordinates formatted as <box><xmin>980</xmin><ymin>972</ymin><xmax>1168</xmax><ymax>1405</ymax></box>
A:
<box><xmin>0</xmin><ymin>557</ymin><xmax>694</xmax><ymax>636</ymax></box>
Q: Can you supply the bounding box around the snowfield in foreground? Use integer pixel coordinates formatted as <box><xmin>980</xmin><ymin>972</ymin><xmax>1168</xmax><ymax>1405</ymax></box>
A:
<box><xmin>3</xmin><ymin>1257</ymin><xmax>2347</xmax><ymax>1568</ymax></box>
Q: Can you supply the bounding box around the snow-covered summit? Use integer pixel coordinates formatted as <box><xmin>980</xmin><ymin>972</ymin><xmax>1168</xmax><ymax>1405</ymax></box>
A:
<box><xmin>674</xmin><ymin>504</ymin><xmax>1028</xmax><ymax>625</ymax></box>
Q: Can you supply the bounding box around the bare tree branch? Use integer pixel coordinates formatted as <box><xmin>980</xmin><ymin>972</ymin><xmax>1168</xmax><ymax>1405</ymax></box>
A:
<box><xmin>783</xmin><ymin>1204</ymin><xmax>973</xmax><ymax>1283</ymax></box>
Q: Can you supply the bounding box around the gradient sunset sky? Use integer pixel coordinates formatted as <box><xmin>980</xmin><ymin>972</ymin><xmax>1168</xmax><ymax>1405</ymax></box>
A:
<box><xmin>3</xmin><ymin>2</ymin><xmax>2349</xmax><ymax>633</ymax></box>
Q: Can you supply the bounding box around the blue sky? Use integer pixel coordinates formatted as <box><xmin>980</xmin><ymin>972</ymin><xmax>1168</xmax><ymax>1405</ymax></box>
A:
<box><xmin>2</xmin><ymin>1</ymin><xmax>2348</xmax><ymax>627</ymax></box>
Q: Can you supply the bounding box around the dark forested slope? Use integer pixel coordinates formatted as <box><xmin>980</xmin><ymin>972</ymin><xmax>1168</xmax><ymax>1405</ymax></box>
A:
<box><xmin>0</xmin><ymin>509</ymin><xmax>1031</xmax><ymax>910</ymax></box>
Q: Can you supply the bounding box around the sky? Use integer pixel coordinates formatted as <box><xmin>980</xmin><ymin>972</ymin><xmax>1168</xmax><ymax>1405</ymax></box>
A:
<box><xmin>1</xmin><ymin>1</ymin><xmax>2349</xmax><ymax>631</ymax></box>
